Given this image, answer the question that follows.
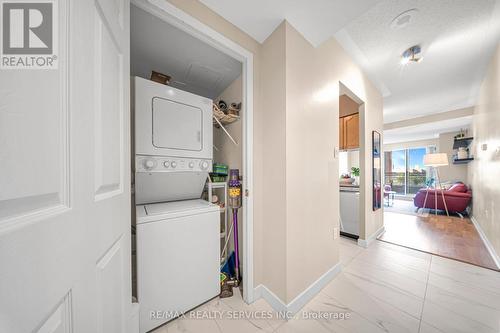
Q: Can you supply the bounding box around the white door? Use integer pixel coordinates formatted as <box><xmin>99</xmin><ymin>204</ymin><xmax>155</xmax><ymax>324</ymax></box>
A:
<box><xmin>0</xmin><ymin>0</ymin><xmax>131</xmax><ymax>332</ymax></box>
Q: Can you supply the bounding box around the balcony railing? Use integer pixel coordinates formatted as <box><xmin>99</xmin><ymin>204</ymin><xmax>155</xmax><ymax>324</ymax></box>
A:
<box><xmin>385</xmin><ymin>171</ymin><xmax>427</xmax><ymax>195</ymax></box>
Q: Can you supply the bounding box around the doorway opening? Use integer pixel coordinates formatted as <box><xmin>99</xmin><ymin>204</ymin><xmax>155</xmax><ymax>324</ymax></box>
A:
<box><xmin>338</xmin><ymin>82</ymin><xmax>365</xmax><ymax>243</ymax></box>
<box><xmin>129</xmin><ymin>1</ymin><xmax>254</xmax><ymax>331</ymax></box>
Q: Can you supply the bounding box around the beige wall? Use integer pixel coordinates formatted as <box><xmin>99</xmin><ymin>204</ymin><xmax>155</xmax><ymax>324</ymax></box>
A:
<box><xmin>259</xmin><ymin>22</ymin><xmax>288</xmax><ymax>300</ymax></box>
<box><xmin>469</xmin><ymin>43</ymin><xmax>500</xmax><ymax>257</ymax></box>
<box><xmin>165</xmin><ymin>1</ymin><xmax>383</xmax><ymax>305</ymax></box>
<box><xmin>438</xmin><ymin>131</ymin><xmax>469</xmax><ymax>184</ymax></box>
<box><xmin>263</xmin><ymin>22</ymin><xmax>384</xmax><ymax>302</ymax></box>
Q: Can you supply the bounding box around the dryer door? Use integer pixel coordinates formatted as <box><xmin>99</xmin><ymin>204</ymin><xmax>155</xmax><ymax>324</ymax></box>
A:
<box><xmin>133</xmin><ymin>76</ymin><xmax>213</xmax><ymax>159</ymax></box>
<box><xmin>153</xmin><ymin>97</ymin><xmax>202</xmax><ymax>151</ymax></box>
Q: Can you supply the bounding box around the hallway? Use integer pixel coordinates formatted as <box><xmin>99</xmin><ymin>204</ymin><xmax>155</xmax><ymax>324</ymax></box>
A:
<box><xmin>153</xmin><ymin>237</ymin><xmax>500</xmax><ymax>333</ymax></box>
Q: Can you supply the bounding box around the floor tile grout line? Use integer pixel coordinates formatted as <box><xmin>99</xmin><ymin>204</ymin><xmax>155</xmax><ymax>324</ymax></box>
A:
<box><xmin>343</xmin><ymin>269</ymin><xmax>426</xmax><ymax>302</ymax></box>
<box><xmin>350</xmin><ymin>255</ymin><xmax>431</xmax><ymax>285</ymax></box>
<box><xmin>420</xmin><ymin>292</ymin><xmax>500</xmax><ymax>332</ymax></box>
<box><xmin>337</xmin><ymin>272</ymin><xmax>424</xmax><ymax>321</ymax></box>
<box><xmin>418</xmin><ymin>255</ymin><xmax>432</xmax><ymax>333</ymax></box>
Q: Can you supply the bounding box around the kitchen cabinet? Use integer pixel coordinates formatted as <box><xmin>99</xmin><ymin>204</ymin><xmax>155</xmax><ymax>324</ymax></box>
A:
<box><xmin>339</xmin><ymin>113</ymin><xmax>359</xmax><ymax>150</ymax></box>
<box><xmin>339</xmin><ymin>117</ymin><xmax>345</xmax><ymax>149</ymax></box>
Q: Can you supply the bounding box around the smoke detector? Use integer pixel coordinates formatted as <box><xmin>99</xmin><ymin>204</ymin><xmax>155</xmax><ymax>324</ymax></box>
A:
<box><xmin>401</xmin><ymin>45</ymin><xmax>423</xmax><ymax>65</ymax></box>
<box><xmin>390</xmin><ymin>9</ymin><xmax>418</xmax><ymax>30</ymax></box>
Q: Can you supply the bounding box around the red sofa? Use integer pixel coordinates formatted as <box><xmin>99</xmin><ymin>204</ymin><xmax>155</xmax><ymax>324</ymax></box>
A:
<box><xmin>413</xmin><ymin>183</ymin><xmax>472</xmax><ymax>213</ymax></box>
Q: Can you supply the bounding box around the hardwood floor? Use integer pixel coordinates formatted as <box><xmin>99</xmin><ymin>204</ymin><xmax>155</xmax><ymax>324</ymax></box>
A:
<box><xmin>379</xmin><ymin>212</ymin><xmax>499</xmax><ymax>271</ymax></box>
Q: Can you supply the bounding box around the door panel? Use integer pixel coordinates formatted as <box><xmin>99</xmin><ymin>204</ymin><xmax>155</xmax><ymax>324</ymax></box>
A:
<box><xmin>94</xmin><ymin>4</ymin><xmax>124</xmax><ymax>200</ymax></box>
<box><xmin>36</xmin><ymin>293</ymin><xmax>72</xmax><ymax>333</ymax></box>
<box><xmin>339</xmin><ymin>117</ymin><xmax>345</xmax><ymax>150</ymax></box>
<box><xmin>0</xmin><ymin>0</ymin><xmax>131</xmax><ymax>332</ymax></box>
<box><xmin>0</xmin><ymin>1</ymin><xmax>70</xmax><ymax>226</ymax></box>
<box><xmin>344</xmin><ymin>113</ymin><xmax>359</xmax><ymax>149</ymax></box>
<box><xmin>92</xmin><ymin>0</ymin><xmax>131</xmax><ymax>332</ymax></box>
<box><xmin>96</xmin><ymin>236</ymin><xmax>127</xmax><ymax>333</ymax></box>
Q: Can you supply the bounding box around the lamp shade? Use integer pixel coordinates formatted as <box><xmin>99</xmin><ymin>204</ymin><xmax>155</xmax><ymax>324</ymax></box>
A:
<box><xmin>423</xmin><ymin>153</ymin><xmax>448</xmax><ymax>167</ymax></box>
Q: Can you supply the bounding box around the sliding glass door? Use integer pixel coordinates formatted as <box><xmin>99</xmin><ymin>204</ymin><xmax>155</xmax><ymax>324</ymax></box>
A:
<box><xmin>384</xmin><ymin>149</ymin><xmax>406</xmax><ymax>195</ymax></box>
<box><xmin>407</xmin><ymin>148</ymin><xmax>427</xmax><ymax>194</ymax></box>
<box><xmin>384</xmin><ymin>147</ymin><xmax>428</xmax><ymax>196</ymax></box>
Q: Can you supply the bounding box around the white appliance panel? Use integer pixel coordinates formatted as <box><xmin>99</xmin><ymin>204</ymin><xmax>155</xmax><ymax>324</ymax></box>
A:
<box><xmin>152</xmin><ymin>97</ymin><xmax>202</xmax><ymax>151</ymax></box>
<box><xmin>135</xmin><ymin>172</ymin><xmax>208</xmax><ymax>204</ymax></box>
<box><xmin>134</xmin><ymin>155</ymin><xmax>211</xmax><ymax>204</ymax></box>
<box><xmin>133</xmin><ymin>76</ymin><xmax>213</xmax><ymax>159</ymax></box>
<box><xmin>340</xmin><ymin>190</ymin><xmax>360</xmax><ymax>236</ymax></box>
<box><xmin>136</xmin><ymin>201</ymin><xmax>219</xmax><ymax>333</ymax></box>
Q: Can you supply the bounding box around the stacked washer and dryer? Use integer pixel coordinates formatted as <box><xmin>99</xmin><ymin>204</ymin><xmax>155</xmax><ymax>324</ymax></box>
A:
<box><xmin>133</xmin><ymin>77</ymin><xmax>220</xmax><ymax>333</ymax></box>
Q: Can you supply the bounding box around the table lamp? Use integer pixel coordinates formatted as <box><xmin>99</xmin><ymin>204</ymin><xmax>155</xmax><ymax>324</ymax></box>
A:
<box><xmin>422</xmin><ymin>153</ymin><xmax>449</xmax><ymax>216</ymax></box>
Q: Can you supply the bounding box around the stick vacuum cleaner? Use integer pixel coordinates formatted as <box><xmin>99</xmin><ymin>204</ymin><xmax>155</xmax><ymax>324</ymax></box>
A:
<box><xmin>220</xmin><ymin>169</ymin><xmax>242</xmax><ymax>298</ymax></box>
<box><xmin>228</xmin><ymin>169</ymin><xmax>242</xmax><ymax>282</ymax></box>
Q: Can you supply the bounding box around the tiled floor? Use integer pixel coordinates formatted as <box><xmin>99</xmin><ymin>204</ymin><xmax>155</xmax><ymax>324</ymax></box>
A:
<box><xmin>153</xmin><ymin>237</ymin><xmax>500</xmax><ymax>333</ymax></box>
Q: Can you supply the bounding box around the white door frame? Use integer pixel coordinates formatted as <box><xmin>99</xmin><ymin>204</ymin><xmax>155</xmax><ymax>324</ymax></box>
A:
<box><xmin>131</xmin><ymin>0</ymin><xmax>255</xmax><ymax>303</ymax></box>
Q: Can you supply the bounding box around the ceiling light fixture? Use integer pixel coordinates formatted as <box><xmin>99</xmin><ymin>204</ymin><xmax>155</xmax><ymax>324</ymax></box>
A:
<box><xmin>401</xmin><ymin>45</ymin><xmax>423</xmax><ymax>65</ymax></box>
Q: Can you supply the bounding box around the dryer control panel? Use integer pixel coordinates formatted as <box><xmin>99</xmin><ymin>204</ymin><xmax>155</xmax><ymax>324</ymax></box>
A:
<box><xmin>135</xmin><ymin>155</ymin><xmax>212</xmax><ymax>173</ymax></box>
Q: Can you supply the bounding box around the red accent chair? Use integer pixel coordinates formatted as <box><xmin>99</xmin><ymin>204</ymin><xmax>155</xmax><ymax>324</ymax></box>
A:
<box><xmin>413</xmin><ymin>183</ymin><xmax>472</xmax><ymax>213</ymax></box>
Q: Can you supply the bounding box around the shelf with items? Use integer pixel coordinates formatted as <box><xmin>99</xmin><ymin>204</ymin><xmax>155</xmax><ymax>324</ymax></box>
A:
<box><xmin>212</xmin><ymin>103</ymin><xmax>240</xmax><ymax>146</ymax></box>
<box><xmin>452</xmin><ymin>135</ymin><xmax>474</xmax><ymax>162</ymax></box>
<box><xmin>453</xmin><ymin>157</ymin><xmax>474</xmax><ymax>164</ymax></box>
<box><xmin>452</xmin><ymin>136</ymin><xmax>474</xmax><ymax>149</ymax></box>
<box><xmin>205</xmin><ymin>181</ymin><xmax>228</xmax><ymax>262</ymax></box>
<box><xmin>213</xmin><ymin>103</ymin><xmax>240</xmax><ymax>126</ymax></box>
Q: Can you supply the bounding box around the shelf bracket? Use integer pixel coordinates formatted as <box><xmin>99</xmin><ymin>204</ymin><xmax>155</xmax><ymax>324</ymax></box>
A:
<box><xmin>213</xmin><ymin>115</ymin><xmax>239</xmax><ymax>146</ymax></box>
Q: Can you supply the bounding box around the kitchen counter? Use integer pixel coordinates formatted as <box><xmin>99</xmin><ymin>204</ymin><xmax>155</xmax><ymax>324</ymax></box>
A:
<box><xmin>340</xmin><ymin>184</ymin><xmax>359</xmax><ymax>192</ymax></box>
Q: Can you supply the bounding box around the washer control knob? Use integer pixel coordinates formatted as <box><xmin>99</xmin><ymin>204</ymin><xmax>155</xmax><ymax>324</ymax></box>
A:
<box><xmin>163</xmin><ymin>161</ymin><xmax>170</xmax><ymax>168</ymax></box>
<box><xmin>143</xmin><ymin>159</ymin><xmax>155</xmax><ymax>170</ymax></box>
<box><xmin>200</xmin><ymin>160</ymin><xmax>209</xmax><ymax>170</ymax></box>
<box><xmin>171</xmin><ymin>161</ymin><xmax>177</xmax><ymax>168</ymax></box>
<box><xmin>188</xmin><ymin>162</ymin><xmax>194</xmax><ymax>168</ymax></box>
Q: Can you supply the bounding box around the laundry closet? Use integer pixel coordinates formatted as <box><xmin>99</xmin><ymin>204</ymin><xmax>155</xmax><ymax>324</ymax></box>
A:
<box><xmin>130</xmin><ymin>3</ymin><xmax>244</xmax><ymax>332</ymax></box>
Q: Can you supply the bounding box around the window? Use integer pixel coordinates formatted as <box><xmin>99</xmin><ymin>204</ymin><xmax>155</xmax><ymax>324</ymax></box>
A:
<box><xmin>384</xmin><ymin>147</ymin><xmax>431</xmax><ymax>196</ymax></box>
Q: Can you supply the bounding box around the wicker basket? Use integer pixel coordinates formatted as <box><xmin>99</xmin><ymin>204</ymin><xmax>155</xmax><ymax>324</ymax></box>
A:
<box><xmin>213</xmin><ymin>103</ymin><xmax>239</xmax><ymax>126</ymax></box>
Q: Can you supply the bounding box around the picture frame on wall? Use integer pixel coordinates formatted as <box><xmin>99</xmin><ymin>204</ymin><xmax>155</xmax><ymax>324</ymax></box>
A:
<box><xmin>373</xmin><ymin>131</ymin><xmax>382</xmax><ymax>210</ymax></box>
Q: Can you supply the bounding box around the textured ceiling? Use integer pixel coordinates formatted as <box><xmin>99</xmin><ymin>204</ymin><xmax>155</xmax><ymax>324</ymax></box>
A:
<box><xmin>199</xmin><ymin>0</ymin><xmax>381</xmax><ymax>46</ymax></box>
<box><xmin>131</xmin><ymin>5</ymin><xmax>241</xmax><ymax>99</ymax></box>
<box><xmin>336</xmin><ymin>0</ymin><xmax>500</xmax><ymax>123</ymax></box>
<box><xmin>199</xmin><ymin>0</ymin><xmax>500</xmax><ymax>124</ymax></box>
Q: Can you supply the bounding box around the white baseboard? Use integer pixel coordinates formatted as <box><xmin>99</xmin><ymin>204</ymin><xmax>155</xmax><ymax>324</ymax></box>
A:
<box><xmin>470</xmin><ymin>216</ymin><xmax>500</xmax><ymax>269</ymax></box>
<box><xmin>357</xmin><ymin>225</ymin><xmax>385</xmax><ymax>248</ymax></box>
<box><xmin>253</xmin><ymin>284</ymin><xmax>287</xmax><ymax>313</ymax></box>
<box><xmin>253</xmin><ymin>262</ymin><xmax>342</xmax><ymax>316</ymax></box>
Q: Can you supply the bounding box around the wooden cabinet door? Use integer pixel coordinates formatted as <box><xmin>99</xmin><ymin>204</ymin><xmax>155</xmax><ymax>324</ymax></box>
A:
<box><xmin>344</xmin><ymin>113</ymin><xmax>360</xmax><ymax>149</ymax></box>
<box><xmin>339</xmin><ymin>117</ymin><xmax>345</xmax><ymax>149</ymax></box>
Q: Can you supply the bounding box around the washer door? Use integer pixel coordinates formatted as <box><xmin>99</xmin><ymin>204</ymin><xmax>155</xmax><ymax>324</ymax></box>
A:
<box><xmin>152</xmin><ymin>97</ymin><xmax>202</xmax><ymax>151</ymax></box>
